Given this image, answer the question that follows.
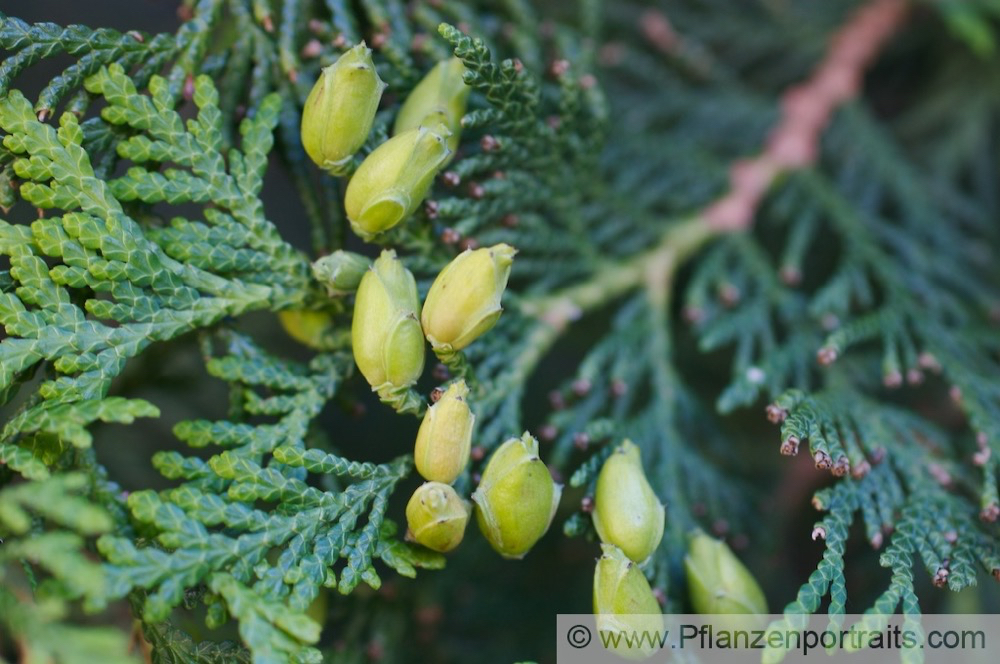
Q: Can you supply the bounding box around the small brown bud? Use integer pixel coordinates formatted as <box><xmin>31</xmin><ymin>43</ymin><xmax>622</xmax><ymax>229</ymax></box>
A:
<box><xmin>501</xmin><ymin>213</ymin><xmax>519</xmax><ymax>228</ymax></box>
<box><xmin>813</xmin><ymin>450</ymin><xmax>832</xmax><ymax>470</ymax></box>
<box><xmin>549</xmin><ymin>59</ymin><xmax>570</xmax><ymax>77</ymax></box>
<box><xmin>572</xmin><ymin>378</ymin><xmax>592</xmax><ymax>396</ymax></box>
<box><xmin>817</xmin><ymin>346</ymin><xmax>838</xmax><ymax>365</ymax></box>
<box><xmin>425</xmin><ymin>200</ymin><xmax>440</xmax><ymax>220</ymax></box>
<box><xmin>549</xmin><ymin>391</ymin><xmax>566</xmax><ymax>410</ymax></box>
<box><xmin>718</xmin><ymin>283</ymin><xmax>740</xmax><ymax>307</ymax></box>
<box><xmin>933</xmin><ymin>565</ymin><xmax>949</xmax><ymax>588</ymax></box>
<box><xmin>480</xmin><ymin>135</ymin><xmax>500</xmax><ymax>152</ymax></box>
<box><xmin>441</xmin><ymin>228</ymin><xmax>461</xmax><ymax>245</ymax></box>
<box><xmin>410</xmin><ymin>33</ymin><xmax>428</xmax><ymax>53</ymax></box>
<box><xmin>765</xmin><ymin>404</ymin><xmax>787</xmax><ymax>424</ymax></box>
<box><xmin>780</xmin><ymin>435</ymin><xmax>800</xmax><ymax>456</ymax></box>
<box><xmin>851</xmin><ymin>460</ymin><xmax>871</xmax><ymax>478</ymax></box>
<box><xmin>981</xmin><ymin>504</ymin><xmax>1000</xmax><ymax>523</ymax></box>
<box><xmin>538</xmin><ymin>424</ymin><xmax>558</xmax><ymax>442</ymax></box>
<box><xmin>581</xmin><ymin>496</ymin><xmax>594</xmax><ymax>513</ymax></box>
<box><xmin>471</xmin><ymin>445</ymin><xmax>486</xmax><ymax>462</ymax></box>
<box><xmin>927</xmin><ymin>462</ymin><xmax>952</xmax><ymax>486</ymax></box>
<box><xmin>712</xmin><ymin>519</ymin><xmax>729</xmax><ymax>536</ymax></box>
<box><xmin>429</xmin><ymin>386</ymin><xmax>445</xmax><ymax>403</ymax></box>
<box><xmin>683</xmin><ymin>306</ymin><xmax>705</xmax><ymax>325</ymax></box>
<box><xmin>573</xmin><ymin>432</ymin><xmax>590</xmax><ymax>451</ymax></box>
<box><xmin>301</xmin><ymin>39</ymin><xmax>323</xmax><ymax>59</ymax></box>
<box><xmin>883</xmin><ymin>371</ymin><xmax>902</xmax><ymax>388</ymax></box>
<box><xmin>433</xmin><ymin>363</ymin><xmax>451</xmax><ymax>381</ymax></box>
<box><xmin>468</xmin><ymin>182</ymin><xmax>485</xmax><ymax>199</ymax></box>
<box><xmin>780</xmin><ymin>265</ymin><xmax>802</xmax><ymax>286</ymax></box>
<box><xmin>458</xmin><ymin>237</ymin><xmax>479</xmax><ymax>251</ymax></box>
<box><xmin>917</xmin><ymin>352</ymin><xmax>940</xmax><ymax>372</ymax></box>
<box><xmin>944</xmin><ymin>530</ymin><xmax>958</xmax><ymax>544</ymax></box>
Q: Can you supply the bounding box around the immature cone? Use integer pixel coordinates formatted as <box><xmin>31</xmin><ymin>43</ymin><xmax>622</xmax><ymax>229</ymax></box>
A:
<box><xmin>593</xmin><ymin>440</ymin><xmax>665</xmax><ymax>563</ymax></box>
<box><xmin>414</xmin><ymin>380</ymin><xmax>474</xmax><ymax>483</ymax></box>
<box><xmin>344</xmin><ymin>126</ymin><xmax>451</xmax><ymax>240</ymax></box>
<box><xmin>421</xmin><ymin>244</ymin><xmax>516</xmax><ymax>355</ymax></box>
<box><xmin>394</xmin><ymin>57</ymin><xmax>470</xmax><ymax>153</ymax></box>
<box><xmin>685</xmin><ymin>529</ymin><xmax>768</xmax><ymax>624</ymax></box>
<box><xmin>405</xmin><ymin>482</ymin><xmax>471</xmax><ymax>553</ymax></box>
<box><xmin>472</xmin><ymin>432</ymin><xmax>562</xmax><ymax>559</ymax></box>
<box><xmin>311</xmin><ymin>250</ymin><xmax>369</xmax><ymax>295</ymax></box>
<box><xmin>351</xmin><ymin>250</ymin><xmax>425</xmax><ymax>399</ymax></box>
<box><xmin>300</xmin><ymin>42</ymin><xmax>385</xmax><ymax>174</ymax></box>
<box><xmin>593</xmin><ymin>544</ymin><xmax>664</xmax><ymax>660</ymax></box>
<box><xmin>278</xmin><ymin>309</ymin><xmax>338</xmax><ymax>350</ymax></box>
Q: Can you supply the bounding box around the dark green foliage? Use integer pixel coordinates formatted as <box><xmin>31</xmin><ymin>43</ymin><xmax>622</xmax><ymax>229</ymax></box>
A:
<box><xmin>2</xmin><ymin>0</ymin><xmax>1000</xmax><ymax>661</ymax></box>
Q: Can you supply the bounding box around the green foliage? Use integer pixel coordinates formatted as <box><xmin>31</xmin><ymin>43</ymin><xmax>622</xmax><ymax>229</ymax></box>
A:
<box><xmin>0</xmin><ymin>474</ymin><xmax>139</xmax><ymax>664</ymax></box>
<box><xmin>2</xmin><ymin>0</ymin><xmax>1000</xmax><ymax>661</ymax></box>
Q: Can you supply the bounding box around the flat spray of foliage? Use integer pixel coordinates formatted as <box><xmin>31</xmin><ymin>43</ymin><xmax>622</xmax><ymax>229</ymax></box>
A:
<box><xmin>1</xmin><ymin>0</ymin><xmax>1000</xmax><ymax>662</ymax></box>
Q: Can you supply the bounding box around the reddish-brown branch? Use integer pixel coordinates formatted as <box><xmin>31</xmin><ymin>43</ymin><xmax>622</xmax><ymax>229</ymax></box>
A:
<box><xmin>696</xmin><ymin>0</ymin><xmax>909</xmax><ymax>231</ymax></box>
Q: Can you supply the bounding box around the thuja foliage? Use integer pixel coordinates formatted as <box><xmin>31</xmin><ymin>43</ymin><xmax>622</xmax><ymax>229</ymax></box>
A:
<box><xmin>1</xmin><ymin>0</ymin><xmax>1000</xmax><ymax>661</ymax></box>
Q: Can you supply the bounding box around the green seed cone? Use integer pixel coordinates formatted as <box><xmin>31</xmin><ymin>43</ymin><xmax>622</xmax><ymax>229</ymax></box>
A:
<box><xmin>472</xmin><ymin>432</ymin><xmax>562</xmax><ymax>559</ymax></box>
<box><xmin>351</xmin><ymin>250</ymin><xmax>425</xmax><ymax>397</ymax></box>
<box><xmin>300</xmin><ymin>42</ymin><xmax>385</xmax><ymax>174</ymax></box>
<box><xmin>421</xmin><ymin>244</ymin><xmax>516</xmax><ymax>354</ymax></box>
<box><xmin>593</xmin><ymin>544</ymin><xmax>664</xmax><ymax>661</ymax></box>
<box><xmin>593</xmin><ymin>440</ymin><xmax>665</xmax><ymax>563</ymax></box>
<box><xmin>414</xmin><ymin>379</ymin><xmax>474</xmax><ymax>483</ymax></box>
<box><xmin>344</xmin><ymin>126</ymin><xmax>451</xmax><ymax>240</ymax></box>
<box><xmin>278</xmin><ymin>309</ymin><xmax>338</xmax><ymax>351</ymax></box>
<box><xmin>685</xmin><ymin>529</ymin><xmax>768</xmax><ymax>628</ymax></box>
<box><xmin>311</xmin><ymin>250</ymin><xmax>370</xmax><ymax>296</ymax></box>
<box><xmin>405</xmin><ymin>482</ymin><xmax>471</xmax><ymax>553</ymax></box>
<box><xmin>394</xmin><ymin>57</ymin><xmax>470</xmax><ymax>154</ymax></box>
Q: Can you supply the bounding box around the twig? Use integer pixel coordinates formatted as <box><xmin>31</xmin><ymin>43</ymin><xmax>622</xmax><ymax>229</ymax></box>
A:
<box><xmin>523</xmin><ymin>0</ymin><xmax>909</xmax><ymax>328</ymax></box>
<box><xmin>705</xmin><ymin>0</ymin><xmax>908</xmax><ymax>231</ymax></box>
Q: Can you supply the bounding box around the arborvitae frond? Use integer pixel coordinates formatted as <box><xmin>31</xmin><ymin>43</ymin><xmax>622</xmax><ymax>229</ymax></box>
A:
<box><xmin>0</xmin><ymin>474</ymin><xmax>138</xmax><ymax>663</ymax></box>
<box><xmin>94</xmin><ymin>331</ymin><xmax>441</xmax><ymax>663</ymax></box>
<box><xmin>3</xmin><ymin>0</ymin><xmax>1000</xmax><ymax>659</ymax></box>
<box><xmin>0</xmin><ymin>64</ymin><xmax>310</xmax><ymax>481</ymax></box>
